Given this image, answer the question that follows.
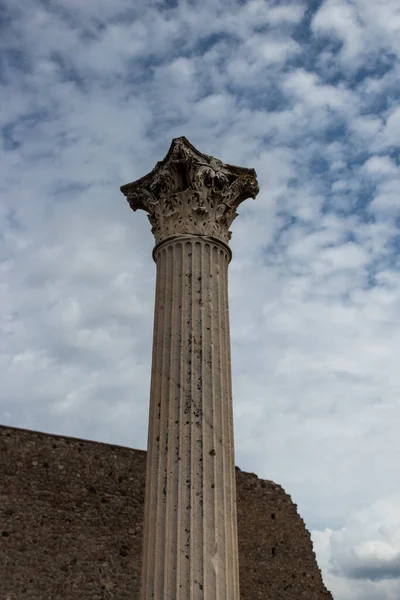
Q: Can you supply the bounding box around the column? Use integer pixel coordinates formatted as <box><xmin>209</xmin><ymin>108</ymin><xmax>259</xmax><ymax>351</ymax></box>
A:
<box><xmin>120</xmin><ymin>137</ymin><xmax>259</xmax><ymax>599</ymax></box>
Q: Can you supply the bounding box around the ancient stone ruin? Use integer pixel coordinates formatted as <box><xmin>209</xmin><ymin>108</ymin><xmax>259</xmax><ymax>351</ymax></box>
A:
<box><xmin>0</xmin><ymin>138</ymin><xmax>334</xmax><ymax>598</ymax></box>
<box><xmin>0</xmin><ymin>424</ymin><xmax>333</xmax><ymax>599</ymax></box>
<box><xmin>120</xmin><ymin>136</ymin><xmax>259</xmax><ymax>598</ymax></box>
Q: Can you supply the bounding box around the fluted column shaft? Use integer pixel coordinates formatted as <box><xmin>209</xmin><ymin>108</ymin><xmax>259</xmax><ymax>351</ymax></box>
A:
<box><xmin>121</xmin><ymin>135</ymin><xmax>258</xmax><ymax>599</ymax></box>
<box><xmin>140</xmin><ymin>235</ymin><xmax>239</xmax><ymax>600</ymax></box>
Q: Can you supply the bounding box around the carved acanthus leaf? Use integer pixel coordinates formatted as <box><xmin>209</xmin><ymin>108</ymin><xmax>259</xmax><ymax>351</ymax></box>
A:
<box><xmin>120</xmin><ymin>137</ymin><xmax>259</xmax><ymax>245</ymax></box>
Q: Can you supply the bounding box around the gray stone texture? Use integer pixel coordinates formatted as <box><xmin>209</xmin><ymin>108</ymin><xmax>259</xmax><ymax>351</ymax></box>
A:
<box><xmin>140</xmin><ymin>237</ymin><xmax>239</xmax><ymax>599</ymax></box>
<box><xmin>0</xmin><ymin>424</ymin><xmax>333</xmax><ymax>599</ymax></box>
<box><xmin>121</xmin><ymin>137</ymin><xmax>260</xmax><ymax>599</ymax></box>
<box><xmin>120</xmin><ymin>136</ymin><xmax>259</xmax><ymax>246</ymax></box>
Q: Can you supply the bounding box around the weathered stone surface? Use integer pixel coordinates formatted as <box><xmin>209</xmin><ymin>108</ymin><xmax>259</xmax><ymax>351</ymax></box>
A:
<box><xmin>141</xmin><ymin>236</ymin><xmax>239</xmax><ymax>599</ymax></box>
<box><xmin>121</xmin><ymin>138</ymin><xmax>260</xmax><ymax>599</ymax></box>
<box><xmin>0</xmin><ymin>424</ymin><xmax>333</xmax><ymax>600</ymax></box>
<box><xmin>120</xmin><ymin>136</ymin><xmax>259</xmax><ymax>245</ymax></box>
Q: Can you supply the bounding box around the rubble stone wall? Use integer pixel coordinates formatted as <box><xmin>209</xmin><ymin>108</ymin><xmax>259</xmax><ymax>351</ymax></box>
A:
<box><xmin>0</xmin><ymin>424</ymin><xmax>333</xmax><ymax>599</ymax></box>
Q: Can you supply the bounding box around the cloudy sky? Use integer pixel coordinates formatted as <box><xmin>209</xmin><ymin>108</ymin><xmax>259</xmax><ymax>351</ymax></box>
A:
<box><xmin>1</xmin><ymin>0</ymin><xmax>400</xmax><ymax>597</ymax></box>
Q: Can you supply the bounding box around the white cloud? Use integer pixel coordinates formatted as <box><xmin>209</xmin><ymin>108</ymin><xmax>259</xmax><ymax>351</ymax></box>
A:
<box><xmin>268</xmin><ymin>3</ymin><xmax>305</xmax><ymax>25</ymax></box>
<box><xmin>349</xmin><ymin>115</ymin><xmax>383</xmax><ymax>143</ymax></box>
<box><xmin>313</xmin><ymin>498</ymin><xmax>400</xmax><ymax>598</ymax></box>
<box><xmin>377</xmin><ymin>107</ymin><xmax>400</xmax><ymax>150</ymax></box>
<box><xmin>312</xmin><ymin>0</ymin><xmax>366</xmax><ymax>64</ymax></box>
<box><xmin>363</xmin><ymin>156</ymin><xmax>398</xmax><ymax>177</ymax></box>
<box><xmin>312</xmin><ymin>0</ymin><xmax>400</xmax><ymax>68</ymax></box>
<box><xmin>282</xmin><ymin>69</ymin><xmax>359</xmax><ymax>132</ymax></box>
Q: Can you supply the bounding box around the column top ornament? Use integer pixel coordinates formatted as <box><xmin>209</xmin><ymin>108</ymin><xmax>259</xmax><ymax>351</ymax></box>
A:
<box><xmin>120</xmin><ymin>136</ymin><xmax>259</xmax><ymax>246</ymax></box>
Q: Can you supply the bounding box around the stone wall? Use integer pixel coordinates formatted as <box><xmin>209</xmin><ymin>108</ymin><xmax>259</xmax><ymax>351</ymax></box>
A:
<box><xmin>0</xmin><ymin>424</ymin><xmax>333</xmax><ymax>599</ymax></box>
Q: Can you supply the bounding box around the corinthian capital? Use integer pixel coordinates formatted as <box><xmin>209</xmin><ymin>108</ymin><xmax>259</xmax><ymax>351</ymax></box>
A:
<box><xmin>120</xmin><ymin>136</ymin><xmax>259</xmax><ymax>246</ymax></box>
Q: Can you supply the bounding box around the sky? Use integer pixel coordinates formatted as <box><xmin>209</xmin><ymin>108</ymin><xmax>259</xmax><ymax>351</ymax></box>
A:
<box><xmin>1</xmin><ymin>0</ymin><xmax>400</xmax><ymax>597</ymax></box>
